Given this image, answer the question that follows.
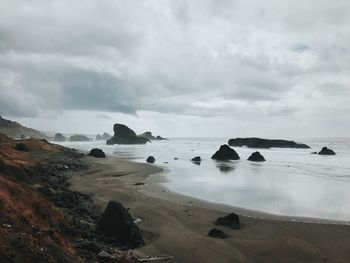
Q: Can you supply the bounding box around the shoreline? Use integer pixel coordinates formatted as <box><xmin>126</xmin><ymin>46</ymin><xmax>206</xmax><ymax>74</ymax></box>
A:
<box><xmin>69</xmin><ymin>154</ymin><xmax>350</xmax><ymax>263</ymax></box>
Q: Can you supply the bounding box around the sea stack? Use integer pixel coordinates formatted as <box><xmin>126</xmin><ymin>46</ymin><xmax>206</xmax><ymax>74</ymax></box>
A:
<box><xmin>54</xmin><ymin>133</ymin><xmax>66</xmax><ymax>142</ymax></box>
<box><xmin>247</xmin><ymin>151</ymin><xmax>266</xmax><ymax>162</ymax></box>
<box><xmin>211</xmin><ymin>145</ymin><xmax>240</xmax><ymax>161</ymax></box>
<box><xmin>106</xmin><ymin>124</ymin><xmax>149</xmax><ymax>145</ymax></box>
<box><xmin>318</xmin><ymin>147</ymin><xmax>336</xmax><ymax>155</ymax></box>
<box><xmin>228</xmin><ymin>137</ymin><xmax>310</xmax><ymax>149</ymax></box>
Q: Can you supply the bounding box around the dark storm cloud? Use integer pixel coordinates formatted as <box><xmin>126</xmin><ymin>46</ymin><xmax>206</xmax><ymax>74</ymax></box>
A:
<box><xmin>0</xmin><ymin>0</ymin><xmax>350</xmax><ymax>122</ymax></box>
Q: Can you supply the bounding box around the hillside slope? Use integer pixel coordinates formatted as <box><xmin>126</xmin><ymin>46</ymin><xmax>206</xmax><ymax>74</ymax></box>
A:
<box><xmin>0</xmin><ymin>116</ymin><xmax>47</xmax><ymax>139</ymax></box>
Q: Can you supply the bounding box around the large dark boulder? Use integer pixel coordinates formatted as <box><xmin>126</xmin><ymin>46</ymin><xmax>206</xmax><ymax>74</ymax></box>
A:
<box><xmin>146</xmin><ymin>156</ymin><xmax>156</xmax><ymax>163</ymax></box>
<box><xmin>102</xmin><ymin>133</ymin><xmax>112</xmax><ymax>140</ymax></box>
<box><xmin>215</xmin><ymin>213</ymin><xmax>240</xmax><ymax>230</ymax></box>
<box><xmin>88</xmin><ymin>148</ymin><xmax>106</xmax><ymax>158</ymax></box>
<box><xmin>247</xmin><ymin>151</ymin><xmax>266</xmax><ymax>162</ymax></box>
<box><xmin>211</xmin><ymin>145</ymin><xmax>240</xmax><ymax>161</ymax></box>
<box><xmin>96</xmin><ymin>201</ymin><xmax>144</xmax><ymax>248</ymax></box>
<box><xmin>318</xmin><ymin>147</ymin><xmax>336</xmax><ymax>155</ymax></box>
<box><xmin>106</xmin><ymin>124</ymin><xmax>149</xmax><ymax>145</ymax></box>
<box><xmin>228</xmin><ymin>137</ymin><xmax>310</xmax><ymax>149</ymax></box>
<box><xmin>70</xmin><ymin>135</ymin><xmax>91</xmax><ymax>142</ymax></box>
<box><xmin>208</xmin><ymin>228</ymin><xmax>227</xmax><ymax>239</ymax></box>
<box><xmin>54</xmin><ymin>133</ymin><xmax>66</xmax><ymax>142</ymax></box>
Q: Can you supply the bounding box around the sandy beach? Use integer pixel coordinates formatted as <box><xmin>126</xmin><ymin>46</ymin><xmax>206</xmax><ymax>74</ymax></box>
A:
<box><xmin>70</xmin><ymin>155</ymin><xmax>350</xmax><ymax>263</ymax></box>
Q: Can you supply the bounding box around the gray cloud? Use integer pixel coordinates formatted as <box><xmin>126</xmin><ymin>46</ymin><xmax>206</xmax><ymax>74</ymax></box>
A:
<box><xmin>0</xmin><ymin>0</ymin><xmax>350</xmax><ymax>136</ymax></box>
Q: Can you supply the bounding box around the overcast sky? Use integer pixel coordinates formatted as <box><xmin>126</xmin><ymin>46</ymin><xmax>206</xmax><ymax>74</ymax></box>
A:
<box><xmin>1</xmin><ymin>0</ymin><xmax>349</xmax><ymax>138</ymax></box>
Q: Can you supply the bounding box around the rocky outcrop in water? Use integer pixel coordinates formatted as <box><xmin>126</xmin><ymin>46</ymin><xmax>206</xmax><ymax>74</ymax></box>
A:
<box><xmin>54</xmin><ymin>133</ymin><xmax>66</xmax><ymax>142</ymax></box>
<box><xmin>96</xmin><ymin>201</ymin><xmax>144</xmax><ymax>248</ymax></box>
<box><xmin>318</xmin><ymin>147</ymin><xmax>336</xmax><ymax>155</ymax></box>
<box><xmin>228</xmin><ymin>137</ymin><xmax>310</xmax><ymax>149</ymax></box>
<box><xmin>215</xmin><ymin>213</ymin><xmax>240</xmax><ymax>230</ymax></box>
<box><xmin>102</xmin><ymin>133</ymin><xmax>112</xmax><ymax>140</ymax></box>
<box><xmin>139</xmin><ymin>131</ymin><xmax>168</xmax><ymax>141</ymax></box>
<box><xmin>247</xmin><ymin>151</ymin><xmax>266</xmax><ymax>162</ymax></box>
<box><xmin>146</xmin><ymin>156</ymin><xmax>156</xmax><ymax>163</ymax></box>
<box><xmin>211</xmin><ymin>145</ymin><xmax>240</xmax><ymax>161</ymax></box>
<box><xmin>88</xmin><ymin>148</ymin><xmax>106</xmax><ymax>158</ymax></box>
<box><xmin>106</xmin><ymin>124</ymin><xmax>149</xmax><ymax>145</ymax></box>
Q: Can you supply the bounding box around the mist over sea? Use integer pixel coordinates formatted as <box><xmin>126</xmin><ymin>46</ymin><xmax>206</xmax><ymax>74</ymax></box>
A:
<box><xmin>58</xmin><ymin>137</ymin><xmax>350</xmax><ymax>221</ymax></box>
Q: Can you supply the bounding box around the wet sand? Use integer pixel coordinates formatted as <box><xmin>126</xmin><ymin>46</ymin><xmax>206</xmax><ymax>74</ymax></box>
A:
<box><xmin>70</xmin><ymin>156</ymin><xmax>350</xmax><ymax>263</ymax></box>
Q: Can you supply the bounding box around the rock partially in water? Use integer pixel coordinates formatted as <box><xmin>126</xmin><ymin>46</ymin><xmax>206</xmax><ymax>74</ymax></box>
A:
<box><xmin>211</xmin><ymin>145</ymin><xmax>240</xmax><ymax>161</ymax></box>
<box><xmin>208</xmin><ymin>228</ymin><xmax>228</xmax><ymax>239</ymax></box>
<box><xmin>215</xmin><ymin>213</ymin><xmax>240</xmax><ymax>230</ymax></box>
<box><xmin>70</xmin><ymin>135</ymin><xmax>91</xmax><ymax>142</ymax></box>
<box><xmin>146</xmin><ymin>156</ymin><xmax>156</xmax><ymax>163</ymax></box>
<box><xmin>96</xmin><ymin>201</ymin><xmax>144</xmax><ymax>248</ymax></box>
<box><xmin>228</xmin><ymin>137</ymin><xmax>310</xmax><ymax>149</ymax></box>
<box><xmin>102</xmin><ymin>133</ymin><xmax>112</xmax><ymax>140</ymax></box>
<box><xmin>54</xmin><ymin>133</ymin><xmax>66</xmax><ymax>142</ymax></box>
<box><xmin>191</xmin><ymin>156</ymin><xmax>201</xmax><ymax>162</ymax></box>
<box><xmin>15</xmin><ymin>143</ymin><xmax>29</xmax><ymax>152</ymax></box>
<box><xmin>95</xmin><ymin>134</ymin><xmax>103</xmax><ymax>141</ymax></box>
<box><xmin>107</xmin><ymin>124</ymin><xmax>149</xmax><ymax>145</ymax></box>
<box><xmin>88</xmin><ymin>148</ymin><xmax>106</xmax><ymax>158</ymax></box>
<box><xmin>247</xmin><ymin>151</ymin><xmax>266</xmax><ymax>162</ymax></box>
<box><xmin>318</xmin><ymin>147</ymin><xmax>336</xmax><ymax>155</ymax></box>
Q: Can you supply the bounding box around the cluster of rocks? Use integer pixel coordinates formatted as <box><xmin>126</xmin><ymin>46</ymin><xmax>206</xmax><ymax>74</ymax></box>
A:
<box><xmin>139</xmin><ymin>131</ymin><xmax>168</xmax><ymax>141</ymax></box>
<box><xmin>208</xmin><ymin>212</ymin><xmax>241</xmax><ymax>239</ymax></box>
<box><xmin>107</xmin><ymin>124</ymin><xmax>149</xmax><ymax>145</ymax></box>
<box><xmin>70</xmin><ymin>135</ymin><xmax>91</xmax><ymax>142</ymax></box>
<box><xmin>228</xmin><ymin>137</ymin><xmax>310</xmax><ymax>149</ymax></box>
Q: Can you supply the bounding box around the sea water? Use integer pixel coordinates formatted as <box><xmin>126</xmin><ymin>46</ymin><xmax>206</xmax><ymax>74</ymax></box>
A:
<box><xmin>58</xmin><ymin>137</ymin><xmax>350</xmax><ymax>221</ymax></box>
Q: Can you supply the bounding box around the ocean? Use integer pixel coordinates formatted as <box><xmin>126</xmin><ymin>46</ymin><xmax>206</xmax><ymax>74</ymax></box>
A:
<box><xmin>58</xmin><ymin>137</ymin><xmax>350</xmax><ymax>221</ymax></box>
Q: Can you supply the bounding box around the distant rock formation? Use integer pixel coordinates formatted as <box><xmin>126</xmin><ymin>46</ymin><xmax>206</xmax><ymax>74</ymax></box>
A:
<box><xmin>139</xmin><ymin>131</ymin><xmax>168</xmax><ymax>141</ymax></box>
<box><xmin>211</xmin><ymin>145</ymin><xmax>240</xmax><ymax>161</ymax></box>
<box><xmin>215</xmin><ymin>213</ymin><xmax>240</xmax><ymax>230</ymax></box>
<box><xmin>102</xmin><ymin>133</ymin><xmax>112</xmax><ymax>140</ymax></box>
<box><xmin>228</xmin><ymin>137</ymin><xmax>310</xmax><ymax>149</ymax></box>
<box><xmin>146</xmin><ymin>156</ymin><xmax>156</xmax><ymax>163</ymax></box>
<box><xmin>318</xmin><ymin>147</ymin><xmax>336</xmax><ymax>155</ymax></box>
<box><xmin>69</xmin><ymin>135</ymin><xmax>91</xmax><ymax>142</ymax></box>
<box><xmin>54</xmin><ymin>133</ymin><xmax>66</xmax><ymax>142</ymax></box>
<box><xmin>155</xmin><ymin>135</ymin><xmax>168</xmax><ymax>140</ymax></box>
<box><xmin>0</xmin><ymin>115</ymin><xmax>47</xmax><ymax>139</ymax></box>
<box><xmin>191</xmin><ymin>156</ymin><xmax>201</xmax><ymax>162</ymax></box>
<box><xmin>247</xmin><ymin>151</ymin><xmax>266</xmax><ymax>162</ymax></box>
<box><xmin>96</xmin><ymin>201</ymin><xmax>144</xmax><ymax>248</ymax></box>
<box><xmin>106</xmin><ymin>124</ymin><xmax>149</xmax><ymax>145</ymax></box>
<box><xmin>88</xmin><ymin>148</ymin><xmax>106</xmax><ymax>158</ymax></box>
<box><xmin>95</xmin><ymin>134</ymin><xmax>103</xmax><ymax>141</ymax></box>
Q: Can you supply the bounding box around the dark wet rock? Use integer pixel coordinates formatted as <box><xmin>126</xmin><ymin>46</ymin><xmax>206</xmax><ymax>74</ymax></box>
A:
<box><xmin>70</xmin><ymin>135</ymin><xmax>91</xmax><ymax>142</ymax></box>
<box><xmin>215</xmin><ymin>213</ymin><xmax>240</xmax><ymax>230</ymax></box>
<box><xmin>174</xmin><ymin>158</ymin><xmax>178</xmax><ymax>160</ymax></box>
<box><xmin>318</xmin><ymin>147</ymin><xmax>336</xmax><ymax>155</ymax></box>
<box><xmin>102</xmin><ymin>133</ymin><xmax>112</xmax><ymax>140</ymax></box>
<box><xmin>247</xmin><ymin>151</ymin><xmax>266</xmax><ymax>162</ymax></box>
<box><xmin>95</xmin><ymin>134</ymin><xmax>103</xmax><ymax>141</ymax></box>
<box><xmin>96</xmin><ymin>201</ymin><xmax>144</xmax><ymax>248</ymax></box>
<box><xmin>139</xmin><ymin>132</ymin><xmax>168</xmax><ymax>141</ymax></box>
<box><xmin>191</xmin><ymin>156</ymin><xmax>201</xmax><ymax>162</ymax></box>
<box><xmin>146</xmin><ymin>156</ymin><xmax>156</xmax><ymax>163</ymax></box>
<box><xmin>211</xmin><ymin>145</ymin><xmax>240</xmax><ymax>161</ymax></box>
<box><xmin>15</xmin><ymin>143</ymin><xmax>29</xmax><ymax>152</ymax></box>
<box><xmin>311</xmin><ymin>152</ymin><xmax>318</xmax><ymax>154</ymax></box>
<box><xmin>208</xmin><ymin>228</ymin><xmax>227</xmax><ymax>239</ymax></box>
<box><xmin>54</xmin><ymin>133</ymin><xmax>66</xmax><ymax>142</ymax></box>
<box><xmin>139</xmin><ymin>132</ymin><xmax>156</xmax><ymax>140</ymax></box>
<box><xmin>228</xmin><ymin>137</ymin><xmax>310</xmax><ymax>149</ymax></box>
<box><xmin>88</xmin><ymin>148</ymin><xmax>106</xmax><ymax>158</ymax></box>
<box><xmin>106</xmin><ymin>124</ymin><xmax>149</xmax><ymax>145</ymax></box>
<box><xmin>134</xmin><ymin>183</ymin><xmax>145</xmax><ymax>186</ymax></box>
